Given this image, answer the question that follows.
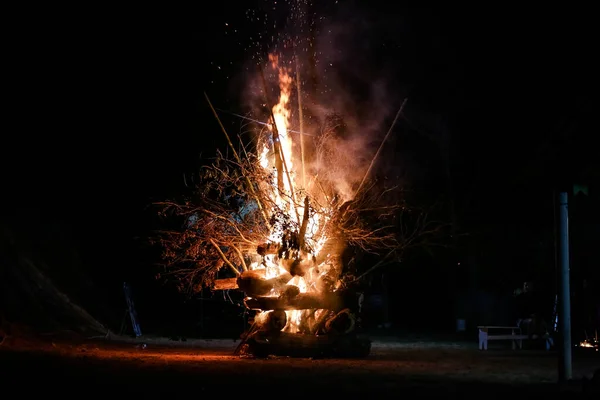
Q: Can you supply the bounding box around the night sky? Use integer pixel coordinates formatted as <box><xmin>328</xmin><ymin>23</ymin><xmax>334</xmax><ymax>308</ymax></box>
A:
<box><xmin>4</xmin><ymin>2</ymin><xmax>597</xmax><ymax>330</ymax></box>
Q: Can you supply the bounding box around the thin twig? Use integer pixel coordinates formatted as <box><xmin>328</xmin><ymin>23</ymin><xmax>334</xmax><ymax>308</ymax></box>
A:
<box><xmin>232</xmin><ymin>245</ymin><xmax>248</xmax><ymax>271</ymax></box>
<box><xmin>204</xmin><ymin>92</ymin><xmax>271</xmax><ymax>229</ymax></box>
<box><xmin>209</xmin><ymin>239</ymin><xmax>240</xmax><ymax>276</ymax></box>
<box><xmin>347</xmin><ymin>247</ymin><xmax>399</xmax><ymax>284</ymax></box>
<box><xmin>355</xmin><ymin>98</ymin><xmax>408</xmax><ymax>198</ymax></box>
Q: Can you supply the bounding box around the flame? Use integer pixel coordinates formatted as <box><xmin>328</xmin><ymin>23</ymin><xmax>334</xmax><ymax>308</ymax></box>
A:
<box><xmin>265</xmin><ymin>54</ymin><xmax>297</xmax><ymax>225</ymax></box>
<box><xmin>247</xmin><ymin>54</ymin><xmax>338</xmax><ymax>333</ymax></box>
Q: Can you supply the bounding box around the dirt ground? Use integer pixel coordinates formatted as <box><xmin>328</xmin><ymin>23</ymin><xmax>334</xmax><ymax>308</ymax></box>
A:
<box><xmin>1</xmin><ymin>333</ymin><xmax>598</xmax><ymax>398</ymax></box>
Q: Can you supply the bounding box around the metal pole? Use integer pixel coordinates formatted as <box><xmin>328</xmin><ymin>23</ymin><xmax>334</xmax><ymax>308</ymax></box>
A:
<box><xmin>558</xmin><ymin>191</ymin><xmax>572</xmax><ymax>382</ymax></box>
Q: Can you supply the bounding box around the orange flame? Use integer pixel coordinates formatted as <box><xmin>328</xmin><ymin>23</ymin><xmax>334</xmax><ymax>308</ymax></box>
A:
<box><xmin>250</xmin><ymin>54</ymin><xmax>336</xmax><ymax>333</ymax></box>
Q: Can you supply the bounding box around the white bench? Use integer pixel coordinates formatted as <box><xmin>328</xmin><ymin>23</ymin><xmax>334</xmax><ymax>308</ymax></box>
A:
<box><xmin>478</xmin><ymin>325</ymin><xmax>528</xmax><ymax>350</ymax></box>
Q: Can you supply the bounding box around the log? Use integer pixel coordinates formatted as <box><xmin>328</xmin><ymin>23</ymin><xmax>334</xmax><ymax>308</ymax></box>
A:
<box><xmin>213</xmin><ymin>278</ymin><xmax>238</xmax><ymax>290</ymax></box>
<box><xmin>244</xmin><ymin>292</ymin><xmax>343</xmax><ymax>311</ymax></box>
<box><xmin>245</xmin><ymin>330</ymin><xmax>371</xmax><ymax>358</ymax></box>
<box><xmin>214</xmin><ymin>270</ymin><xmax>294</xmax><ymax>296</ymax></box>
<box><xmin>264</xmin><ymin>310</ymin><xmax>287</xmax><ymax>332</ymax></box>
<box><xmin>213</xmin><ymin>269</ymin><xmax>267</xmax><ymax>291</ymax></box>
<box><xmin>324</xmin><ymin>308</ymin><xmax>355</xmax><ymax>335</ymax></box>
<box><xmin>237</xmin><ymin>271</ymin><xmax>292</xmax><ymax>296</ymax></box>
<box><xmin>310</xmin><ymin>309</ymin><xmax>334</xmax><ymax>334</ymax></box>
<box><xmin>316</xmin><ymin>274</ymin><xmax>336</xmax><ymax>292</ymax></box>
<box><xmin>280</xmin><ymin>284</ymin><xmax>300</xmax><ymax>301</ymax></box>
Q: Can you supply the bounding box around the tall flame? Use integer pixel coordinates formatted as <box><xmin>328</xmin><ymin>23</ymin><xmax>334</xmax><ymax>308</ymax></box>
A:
<box><xmin>248</xmin><ymin>54</ymin><xmax>336</xmax><ymax>333</ymax></box>
<box><xmin>267</xmin><ymin>54</ymin><xmax>296</xmax><ymax>221</ymax></box>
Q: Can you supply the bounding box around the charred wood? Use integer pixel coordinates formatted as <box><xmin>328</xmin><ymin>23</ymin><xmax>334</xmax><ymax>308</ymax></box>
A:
<box><xmin>310</xmin><ymin>309</ymin><xmax>334</xmax><ymax>334</ymax></box>
<box><xmin>324</xmin><ymin>308</ymin><xmax>355</xmax><ymax>335</ymax></box>
<box><xmin>264</xmin><ymin>310</ymin><xmax>287</xmax><ymax>332</ymax></box>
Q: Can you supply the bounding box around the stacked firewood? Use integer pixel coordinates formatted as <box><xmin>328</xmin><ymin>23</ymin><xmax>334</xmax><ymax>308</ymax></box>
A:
<box><xmin>213</xmin><ymin>240</ymin><xmax>371</xmax><ymax>358</ymax></box>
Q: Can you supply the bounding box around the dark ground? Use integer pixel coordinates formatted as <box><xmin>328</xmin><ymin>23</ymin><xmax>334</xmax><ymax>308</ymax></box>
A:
<box><xmin>1</xmin><ymin>333</ymin><xmax>598</xmax><ymax>398</ymax></box>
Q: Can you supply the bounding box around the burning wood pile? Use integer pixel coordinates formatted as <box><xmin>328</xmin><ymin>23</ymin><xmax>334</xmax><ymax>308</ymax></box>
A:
<box><xmin>156</xmin><ymin>54</ymin><xmax>433</xmax><ymax>358</ymax></box>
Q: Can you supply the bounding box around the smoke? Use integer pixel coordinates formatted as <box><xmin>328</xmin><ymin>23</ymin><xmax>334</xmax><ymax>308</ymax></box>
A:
<box><xmin>238</xmin><ymin>1</ymin><xmax>407</xmax><ymax>202</ymax></box>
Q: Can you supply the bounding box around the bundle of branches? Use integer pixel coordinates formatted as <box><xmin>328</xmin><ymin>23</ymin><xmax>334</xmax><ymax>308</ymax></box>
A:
<box><xmin>153</xmin><ymin>94</ymin><xmax>442</xmax><ymax>295</ymax></box>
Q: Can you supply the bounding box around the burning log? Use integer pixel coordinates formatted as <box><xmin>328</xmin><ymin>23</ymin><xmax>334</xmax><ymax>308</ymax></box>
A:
<box><xmin>244</xmin><ymin>292</ymin><xmax>343</xmax><ymax>311</ymax></box>
<box><xmin>237</xmin><ymin>270</ymin><xmax>292</xmax><ymax>296</ymax></box>
<box><xmin>213</xmin><ymin>269</ymin><xmax>294</xmax><ymax>296</ymax></box>
<box><xmin>264</xmin><ymin>310</ymin><xmax>287</xmax><ymax>332</ymax></box>
<box><xmin>316</xmin><ymin>273</ymin><xmax>337</xmax><ymax>292</ymax></box>
<box><xmin>213</xmin><ymin>269</ymin><xmax>265</xmax><ymax>291</ymax></box>
<box><xmin>280</xmin><ymin>284</ymin><xmax>300</xmax><ymax>300</ymax></box>
<box><xmin>309</xmin><ymin>309</ymin><xmax>333</xmax><ymax>334</ymax></box>
<box><xmin>324</xmin><ymin>308</ymin><xmax>355</xmax><ymax>335</ymax></box>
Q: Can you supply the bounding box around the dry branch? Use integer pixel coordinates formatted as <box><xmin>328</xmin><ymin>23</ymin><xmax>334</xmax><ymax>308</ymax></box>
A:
<box><xmin>355</xmin><ymin>99</ymin><xmax>407</xmax><ymax>199</ymax></box>
<box><xmin>156</xmin><ymin>88</ymin><xmax>440</xmax><ymax>299</ymax></box>
<box><xmin>210</xmin><ymin>239</ymin><xmax>240</xmax><ymax>276</ymax></box>
<box><xmin>205</xmin><ymin>92</ymin><xmax>271</xmax><ymax>229</ymax></box>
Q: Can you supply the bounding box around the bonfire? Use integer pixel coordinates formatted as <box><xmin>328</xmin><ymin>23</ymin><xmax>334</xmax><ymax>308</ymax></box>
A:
<box><xmin>155</xmin><ymin>53</ymin><xmax>435</xmax><ymax>358</ymax></box>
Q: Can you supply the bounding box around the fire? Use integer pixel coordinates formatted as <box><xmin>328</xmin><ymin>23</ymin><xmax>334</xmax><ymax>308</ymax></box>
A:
<box><xmin>159</xmin><ymin>34</ymin><xmax>408</xmax><ymax>358</ymax></box>
<box><xmin>247</xmin><ymin>54</ymin><xmax>336</xmax><ymax>333</ymax></box>
<box><xmin>268</xmin><ymin>54</ymin><xmax>292</xmax><ymax>142</ymax></box>
<box><xmin>159</xmin><ymin>42</ymin><xmax>402</xmax><ymax>358</ymax></box>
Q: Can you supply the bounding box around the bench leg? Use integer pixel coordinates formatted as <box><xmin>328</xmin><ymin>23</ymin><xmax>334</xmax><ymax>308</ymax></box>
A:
<box><xmin>510</xmin><ymin>337</ymin><xmax>525</xmax><ymax>349</ymax></box>
<box><xmin>479</xmin><ymin>330</ymin><xmax>488</xmax><ymax>350</ymax></box>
